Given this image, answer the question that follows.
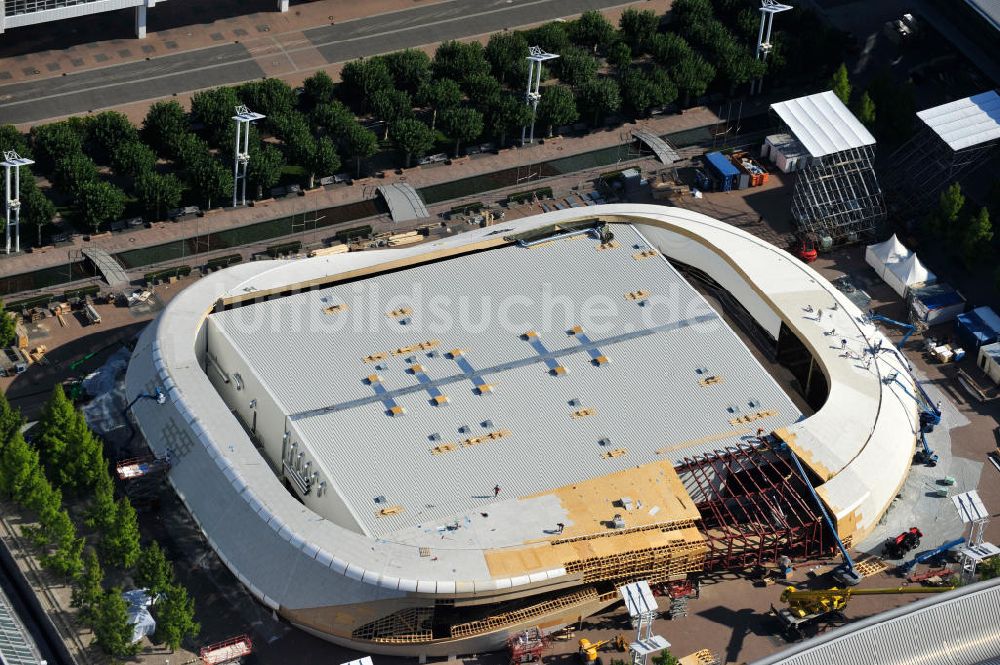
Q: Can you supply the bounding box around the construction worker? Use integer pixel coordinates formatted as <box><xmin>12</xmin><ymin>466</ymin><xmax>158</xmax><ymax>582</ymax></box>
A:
<box><xmin>555</xmin><ymin>522</ymin><xmax>565</xmax><ymax>534</ymax></box>
<box><xmin>494</xmin><ymin>484</ymin><xmax>501</xmax><ymax>498</ymax></box>
<box><xmin>779</xmin><ymin>555</ymin><xmax>792</xmax><ymax>580</ymax></box>
<box><xmin>841</xmin><ymin>338</ymin><xmax>848</xmax><ymax>350</ymax></box>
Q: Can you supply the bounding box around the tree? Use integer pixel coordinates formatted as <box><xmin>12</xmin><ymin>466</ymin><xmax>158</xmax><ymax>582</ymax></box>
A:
<box><xmin>0</xmin><ymin>124</ymin><xmax>30</xmax><ymax>157</ymax></box>
<box><xmin>524</xmin><ymin>23</ymin><xmax>570</xmax><ymax>55</ymax></box>
<box><xmin>390</xmin><ymin>119</ymin><xmax>435</xmax><ymax>168</ymax></box>
<box><xmin>191</xmin><ymin>86</ymin><xmax>240</xmax><ymax>145</ymax></box>
<box><xmin>93</xmin><ymin>588</ymin><xmax>140</xmax><ymax>658</ymax></box>
<box><xmin>384</xmin><ymin>49</ymin><xmax>432</xmax><ymax>94</ymax></box>
<box><xmin>571</xmin><ymin>10</ymin><xmax>615</xmax><ymax>53</ymax></box>
<box><xmin>302</xmin><ymin>70</ymin><xmax>336</xmax><ymax>108</ymax></box>
<box><xmin>440</xmin><ymin>107</ymin><xmax>484</xmax><ymax>156</ymax></box>
<box><xmin>238</xmin><ymin>78</ymin><xmax>297</xmax><ymax>119</ymax></box>
<box><xmin>488</xmin><ymin>93</ymin><xmax>532</xmax><ymax>147</ymax></box>
<box><xmin>154</xmin><ymin>583</ymin><xmax>199</xmax><ymax>651</ymax></box>
<box><xmin>576</xmin><ymin>77</ymin><xmax>621</xmax><ymax>125</ymax></box>
<box><xmin>77</xmin><ymin>181</ymin><xmax>126</xmax><ymax>233</ymax></box>
<box><xmin>89</xmin><ymin>111</ymin><xmax>138</xmax><ymax>161</ymax></box>
<box><xmin>61</xmin><ymin>413</ymin><xmax>105</xmax><ymax>493</ymax></box>
<box><xmin>485</xmin><ymin>31</ymin><xmax>529</xmax><ymax>85</ymax></box>
<box><xmin>607</xmin><ymin>40</ymin><xmax>633</xmax><ymax>72</ymax></box>
<box><xmin>0</xmin><ymin>310</ymin><xmax>14</xmax><ymax>350</ymax></box>
<box><xmin>306</xmin><ymin>137</ymin><xmax>340</xmax><ymax>188</ymax></box>
<box><xmin>86</xmin><ymin>471</ymin><xmax>117</xmax><ymax>533</ymax></box>
<box><xmin>142</xmin><ymin>101</ymin><xmax>188</xmax><ymax>158</ymax></box>
<box><xmin>247</xmin><ymin>143</ymin><xmax>284</xmax><ymax>198</ymax></box>
<box><xmin>21</xmin><ymin>185</ymin><xmax>56</xmax><ymax>247</ymax></box>
<box><xmin>538</xmin><ymin>85</ymin><xmax>578</xmax><ymax>137</ymax></box>
<box><xmin>71</xmin><ymin>549</ymin><xmax>104</xmax><ymax>623</ymax></box>
<box><xmin>927</xmin><ymin>182</ymin><xmax>965</xmax><ymax>239</ymax></box>
<box><xmin>416</xmin><ymin>78</ymin><xmax>463</xmax><ymax>130</ymax></box>
<box><xmin>370</xmin><ymin>89</ymin><xmax>413</xmax><ymax>139</ymax></box>
<box><xmin>111</xmin><ymin>141</ymin><xmax>157</xmax><ymax>178</ymax></box>
<box><xmin>462</xmin><ymin>73</ymin><xmax>502</xmax><ymax>112</ymax></box>
<box><xmin>961</xmin><ymin>206</ymin><xmax>993</xmax><ymax>268</ymax></box>
<box><xmin>432</xmin><ymin>40</ymin><xmax>490</xmax><ymax>83</ymax></box>
<box><xmin>619</xmin><ymin>8</ymin><xmax>660</xmax><ymax>54</ymax></box>
<box><xmin>342</xmin><ymin>122</ymin><xmax>379</xmax><ymax>178</ymax></box>
<box><xmin>556</xmin><ymin>47</ymin><xmax>599</xmax><ymax>87</ymax></box>
<box><xmin>830</xmin><ymin>63</ymin><xmax>851</xmax><ymax>105</ymax></box>
<box><xmin>30</xmin><ymin>122</ymin><xmax>84</xmax><ymax>170</ymax></box>
<box><xmin>135</xmin><ymin>542</ymin><xmax>174</xmax><ymax>596</ymax></box>
<box><xmin>0</xmin><ymin>390</ymin><xmax>23</xmax><ymax>449</ymax></box>
<box><xmin>52</xmin><ymin>152</ymin><xmax>99</xmax><ymax>196</ymax></box>
<box><xmin>620</xmin><ymin>68</ymin><xmax>676</xmax><ymax>117</ymax></box>
<box><xmin>670</xmin><ymin>50</ymin><xmax>716</xmax><ymax>106</ymax></box>
<box><xmin>651</xmin><ymin>651</ymin><xmax>679</xmax><ymax>665</ymax></box>
<box><xmin>274</xmin><ymin>112</ymin><xmax>315</xmax><ymax>166</ymax></box>
<box><xmin>185</xmin><ymin>156</ymin><xmax>233</xmax><ymax>210</ymax></box>
<box><xmin>101</xmin><ymin>497</ymin><xmax>141</xmax><ymax>569</ymax></box>
<box><xmin>311</xmin><ymin>101</ymin><xmax>356</xmax><ymax>136</ymax></box>
<box><xmin>0</xmin><ymin>432</ymin><xmax>45</xmax><ymax>505</ymax></box>
<box><xmin>135</xmin><ymin>172</ymin><xmax>183</xmax><ymax>220</ymax></box>
<box><xmin>339</xmin><ymin>57</ymin><xmax>393</xmax><ymax>113</ymax></box>
<box><xmin>671</xmin><ymin>0</ymin><xmax>714</xmax><ymax>34</ymax></box>
<box><xmin>36</xmin><ymin>384</ymin><xmax>76</xmax><ymax>475</ymax></box>
<box><xmin>650</xmin><ymin>32</ymin><xmax>690</xmax><ymax>66</ymax></box>
<box><xmin>40</xmin><ymin>508</ymin><xmax>84</xmax><ymax>578</ymax></box>
<box><xmin>981</xmin><ymin>552</ymin><xmax>1000</xmax><ymax>580</ymax></box>
<box><xmin>855</xmin><ymin>91</ymin><xmax>876</xmax><ymax>128</ymax></box>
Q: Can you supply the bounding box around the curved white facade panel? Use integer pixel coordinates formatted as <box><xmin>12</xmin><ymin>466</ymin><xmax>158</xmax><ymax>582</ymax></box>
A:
<box><xmin>126</xmin><ymin>204</ymin><xmax>919</xmax><ymax>654</ymax></box>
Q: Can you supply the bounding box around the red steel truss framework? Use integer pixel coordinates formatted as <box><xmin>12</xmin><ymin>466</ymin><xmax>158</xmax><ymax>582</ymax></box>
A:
<box><xmin>676</xmin><ymin>443</ymin><xmax>830</xmax><ymax>570</ymax></box>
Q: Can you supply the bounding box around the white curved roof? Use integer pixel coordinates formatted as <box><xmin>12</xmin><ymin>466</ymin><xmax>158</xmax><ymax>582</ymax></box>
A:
<box><xmin>126</xmin><ymin>204</ymin><xmax>918</xmax><ymax>610</ymax></box>
<box><xmin>771</xmin><ymin>91</ymin><xmax>876</xmax><ymax>158</ymax></box>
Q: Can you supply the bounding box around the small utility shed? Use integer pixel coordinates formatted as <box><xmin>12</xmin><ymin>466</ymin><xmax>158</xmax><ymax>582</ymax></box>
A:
<box><xmin>909</xmin><ymin>282</ymin><xmax>966</xmax><ymax>326</ymax></box>
<box><xmin>956</xmin><ymin>306</ymin><xmax>1000</xmax><ymax>351</ymax></box>
<box><xmin>704</xmin><ymin>151</ymin><xmax>740</xmax><ymax>191</ymax></box>
<box><xmin>978</xmin><ymin>342</ymin><xmax>1000</xmax><ymax>385</ymax></box>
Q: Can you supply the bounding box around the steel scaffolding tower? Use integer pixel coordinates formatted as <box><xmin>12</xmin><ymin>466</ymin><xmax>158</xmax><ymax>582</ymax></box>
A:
<box><xmin>750</xmin><ymin>0</ymin><xmax>792</xmax><ymax>96</ymax></box>
<box><xmin>522</xmin><ymin>46</ymin><xmax>559</xmax><ymax>145</ymax></box>
<box><xmin>952</xmin><ymin>490</ymin><xmax>998</xmax><ymax>585</ymax></box>
<box><xmin>232</xmin><ymin>106</ymin><xmax>265</xmax><ymax>208</ymax></box>
<box><xmin>883</xmin><ymin>93</ymin><xmax>1000</xmax><ymax>223</ymax></box>
<box><xmin>791</xmin><ymin>144</ymin><xmax>886</xmax><ymax>244</ymax></box>
<box><xmin>2</xmin><ymin>151</ymin><xmax>33</xmax><ymax>255</ymax></box>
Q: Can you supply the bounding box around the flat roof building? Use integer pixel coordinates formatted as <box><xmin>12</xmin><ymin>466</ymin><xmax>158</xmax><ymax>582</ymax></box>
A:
<box><xmin>127</xmin><ymin>205</ymin><xmax>920</xmax><ymax>657</ymax></box>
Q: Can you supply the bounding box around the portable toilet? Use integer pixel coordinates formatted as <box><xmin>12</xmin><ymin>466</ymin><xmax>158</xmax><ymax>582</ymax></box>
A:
<box><xmin>705</xmin><ymin>152</ymin><xmax>740</xmax><ymax>192</ymax></box>
<box><xmin>978</xmin><ymin>342</ymin><xmax>1000</xmax><ymax>385</ymax></box>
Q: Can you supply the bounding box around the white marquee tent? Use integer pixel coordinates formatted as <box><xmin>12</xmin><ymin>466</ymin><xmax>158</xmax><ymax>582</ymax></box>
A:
<box><xmin>865</xmin><ymin>235</ymin><xmax>936</xmax><ymax>296</ymax></box>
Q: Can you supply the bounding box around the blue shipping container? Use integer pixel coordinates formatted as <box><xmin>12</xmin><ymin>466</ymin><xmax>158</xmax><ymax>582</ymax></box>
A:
<box><xmin>705</xmin><ymin>152</ymin><xmax>740</xmax><ymax>192</ymax></box>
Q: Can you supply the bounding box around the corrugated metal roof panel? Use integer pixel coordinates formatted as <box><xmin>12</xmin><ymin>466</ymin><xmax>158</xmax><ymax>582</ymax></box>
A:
<box><xmin>771</xmin><ymin>90</ymin><xmax>876</xmax><ymax>157</ymax></box>
<box><xmin>916</xmin><ymin>90</ymin><xmax>1000</xmax><ymax>151</ymax></box>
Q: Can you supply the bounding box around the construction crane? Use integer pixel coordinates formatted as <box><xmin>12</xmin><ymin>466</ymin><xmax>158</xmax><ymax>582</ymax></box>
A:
<box><xmin>882</xmin><ymin>370</ymin><xmax>941</xmax><ymax>466</ymax></box>
<box><xmin>770</xmin><ymin>437</ymin><xmax>862</xmax><ymax>585</ymax></box>
<box><xmin>868</xmin><ymin>312</ymin><xmax>916</xmax><ymax>349</ymax></box>
<box><xmin>772</xmin><ymin>584</ymin><xmax>955</xmax><ymax>632</ymax></box>
<box><xmin>897</xmin><ymin>537</ymin><xmax>965</xmax><ymax>575</ymax></box>
<box><xmin>578</xmin><ymin>637</ymin><xmax>615</xmax><ymax>664</ymax></box>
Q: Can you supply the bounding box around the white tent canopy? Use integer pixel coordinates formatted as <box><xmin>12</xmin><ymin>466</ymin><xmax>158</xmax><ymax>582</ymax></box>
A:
<box><xmin>865</xmin><ymin>235</ymin><xmax>936</xmax><ymax>296</ymax></box>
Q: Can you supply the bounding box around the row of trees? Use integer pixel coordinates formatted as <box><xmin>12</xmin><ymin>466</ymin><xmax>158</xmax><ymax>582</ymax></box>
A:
<box><xmin>0</xmin><ymin>387</ymin><xmax>198</xmax><ymax>657</ymax></box>
<box><xmin>925</xmin><ymin>182</ymin><xmax>994</xmax><ymax>269</ymax></box>
<box><xmin>4</xmin><ymin>0</ymin><xmax>827</xmax><ymax>242</ymax></box>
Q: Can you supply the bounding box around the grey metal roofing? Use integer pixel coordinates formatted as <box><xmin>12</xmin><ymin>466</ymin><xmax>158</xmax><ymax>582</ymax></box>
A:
<box><xmin>964</xmin><ymin>0</ymin><xmax>1000</xmax><ymax>30</ymax></box>
<box><xmin>771</xmin><ymin>91</ymin><xmax>876</xmax><ymax>158</ymax></box>
<box><xmin>209</xmin><ymin>225</ymin><xmax>800</xmax><ymax>538</ymax></box>
<box><xmin>752</xmin><ymin>577</ymin><xmax>1000</xmax><ymax>665</ymax></box>
<box><xmin>377</xmin><ymin>183</ymin><xmax>429</xmax><ymax>222</ymax></box>
<box><xmin>0</xmin><ymin>591</ymin><xmax>43</xmax><ymax>665</ymax></box>
<box><xmin>81</xmin><ymin>247</ymin><xmax>130</xmax><ymax>287</ymax></box>
<box><xmin>916</xmin><ymin>90</ymin><xmax>1000</xmax><ymax>151</ymax></box>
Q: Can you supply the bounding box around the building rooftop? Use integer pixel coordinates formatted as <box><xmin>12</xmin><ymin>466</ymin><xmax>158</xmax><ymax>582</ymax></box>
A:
<box><xmin>916</xmin><ymin>90</ymin><xmax>1000</xmax><ymax>151</ymax></box>
<box><xmin>208</xmin><ymin>225</ymin><xmax>800</xmax><ymax>538</ymax></box>
<box><xmin>771</xmin><ymin>91</ymin><xmax>876</xmax><ymax>158</ymax></box>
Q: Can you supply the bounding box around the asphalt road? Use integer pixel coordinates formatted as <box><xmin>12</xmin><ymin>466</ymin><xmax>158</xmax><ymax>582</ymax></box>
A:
<box><xmin>0</xmin><ymin>0</ymin><xmax>635</xmax><ymax>126</ymax></box>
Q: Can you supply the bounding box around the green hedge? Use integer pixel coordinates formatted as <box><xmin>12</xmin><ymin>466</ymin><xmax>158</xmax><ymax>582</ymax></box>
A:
<box><xmin>449</xmin><ymin>201</ymin><xmax>484</xmax><ymax>215</ymax></box>
<box><xmin>63</xmin><ymin>284</ymin><xmax>101</xmax><ymax>300</ymax></box>
<box><xmin>144</xmin><ymin>265</ymin><xmax>192</xmax><ymax>283</ymax></box>
<box><xmin>205</xmin><ymin>254</ymin><xmax>243</xmax><ymax>270</ymax></box>
<box><xmin>334</xmin><ymin>225</ymin><xmax>372</xmax><ymax>243</ymax></box>
<box><xmin>266</xmin><ymin>241</ymin><xmax>302</xmax><ymax>258</ymax></box>
<box><xmin>5</xmin><ymin>294</ymin><xmax>53</xmax><ymax>311</ymax></box>
<box><xmin>506</xmin><ymin>187</ymin><xmax>553</xmax><ymax>204</ymax></box>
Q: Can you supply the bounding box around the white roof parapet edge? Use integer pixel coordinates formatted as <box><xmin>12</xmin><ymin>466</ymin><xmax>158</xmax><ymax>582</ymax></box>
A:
<box><xmin>130</xmin><ymin>203</ymin><xmax>919</xmax><ymax>597</ymax></box>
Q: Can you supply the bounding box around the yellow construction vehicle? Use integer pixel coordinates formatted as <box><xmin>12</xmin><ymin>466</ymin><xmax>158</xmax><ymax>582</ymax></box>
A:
<box><xmin>773</xmin><ymin>584</ymin><xmax>955</xmax><ymax>633</ymax></box>
<box><xmin>578</xmin><ymin>638</ymin><xmax>612</xmax><ymax>664</ymax></box>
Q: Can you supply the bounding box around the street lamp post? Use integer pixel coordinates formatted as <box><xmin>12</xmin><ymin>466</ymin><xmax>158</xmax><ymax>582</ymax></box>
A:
<box><xmin>2</xmin><ymin>150</ymin><xmax>34</xmax><ymax>255</ymax></box>
<box><xmin>751</xmin><ymin>0</ymin><xmax>792</xmax><ymax>95</ymax></box>
<box><xmin>522</xmin><ymin>46</ymin><xmax>559</xmax><ymax>145</ymax></box>
<box><xmin>232</xmin><ymin>105</ymin><xmax>266</xmax><ymax>208</ymax></box>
